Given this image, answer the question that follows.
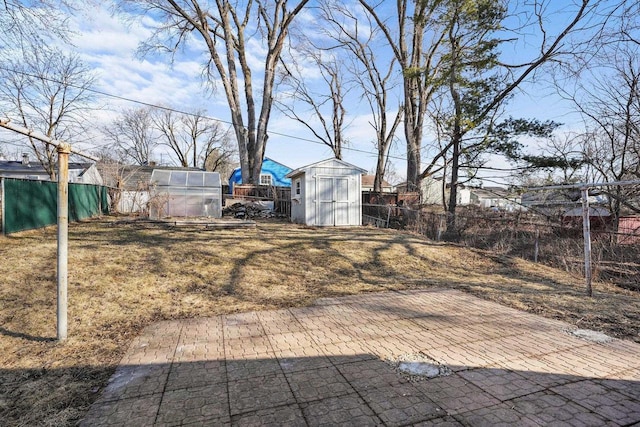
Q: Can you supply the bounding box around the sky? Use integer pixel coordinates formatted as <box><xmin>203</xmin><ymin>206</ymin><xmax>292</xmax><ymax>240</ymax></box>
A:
<box><xmin>65</xmin><ymin>2</ymin><xmax>408</xmax><ymax>174</ymax></box>
<box><xmin>1</xmin><ymin>0</ymin><xmax>594</xmax><ymax>185</ymax></box>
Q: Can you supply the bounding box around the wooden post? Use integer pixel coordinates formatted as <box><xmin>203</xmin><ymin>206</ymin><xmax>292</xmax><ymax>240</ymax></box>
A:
<box><xmin>0</xmin><ymin>118</ymin><xmax>97</xmax><ymax>340</ymax></box>
<box><xmin>57</xmin><ymin>143</ymin><xmax>71</xmax><ymax>341</ymax></box>
<box><xmin>437</xmin><ymin>214</ymin><xmax>445</xmax><ymax>241</ymax></box>
<box><xmin>534</xmin><ymin>228</ymin><xmax>539</xmax><ymax>263</ymax></box>
<box><xmin>581</xmin><ymin>187</ymin><xmax>593</xmax><ymax>297</ymax></box>
<box><xmin>1</xmin><ymin>178</ymin><xmax>5</xmax><ymax>235</ymax></box>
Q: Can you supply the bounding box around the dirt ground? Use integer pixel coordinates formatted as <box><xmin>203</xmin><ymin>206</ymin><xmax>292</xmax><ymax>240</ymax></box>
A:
<box><xmin>1</xmin><ymin>218</ymin><xmax>638</xmax><ymax>426</ymax></box>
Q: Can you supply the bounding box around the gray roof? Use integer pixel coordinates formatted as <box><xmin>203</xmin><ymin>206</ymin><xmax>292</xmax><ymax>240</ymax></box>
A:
<box><xmin>96</xmin><ymin>163</ymin><xmax>204</xmax><ymax>190</ymax></box>
<box><xmin>285</xmin><ymin>157</ymin><xmax>366</xmax><ymax>178</ymax></box>
<box><xmin>471</xmin><ymin>187</ymin><xmax>512</xmax><ymax>199</ymax></box>
<box><xmin>0</xmin><ymin>160</ymin><xmax>92</xmax><ymax>175</ymax></box>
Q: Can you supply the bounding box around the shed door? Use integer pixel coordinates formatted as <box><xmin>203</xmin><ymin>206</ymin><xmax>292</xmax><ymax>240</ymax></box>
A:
<box><xmin>334</xmin><ymin>177</ymin><xmax>350</xmax><ymax>225</ymax></box>
<box><xmin>317</xmin><ymin>176</ymin><xmax>350</xmax><ymax>226</ymax></box>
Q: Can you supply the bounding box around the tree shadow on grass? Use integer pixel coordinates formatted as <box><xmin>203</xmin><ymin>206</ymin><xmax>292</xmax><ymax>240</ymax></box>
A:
<box><xmin>0</xmin><ymin>326</ymin><xmax>55</xmax><ymax>342</ymax></box>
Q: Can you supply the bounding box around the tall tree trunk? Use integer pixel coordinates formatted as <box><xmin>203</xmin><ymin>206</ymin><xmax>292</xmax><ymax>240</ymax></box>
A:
<box><xmin>446</xmin><ymin>133</ymin><xmax>461</xmax><ymax>238</ymax></box>
<box><xmin>374</xmin><ymin>154</ymin><xmax>386</xmax><ymax>192</ymax></box>
<box><xmin>405</xmin><ymin>120</ymin><xmax>422</xmax><ymax>191</ymax></box>
<box><xmin>446</xmin><ymin>30</ymin><xmax>462</xmax><ymax>239</ymax></box>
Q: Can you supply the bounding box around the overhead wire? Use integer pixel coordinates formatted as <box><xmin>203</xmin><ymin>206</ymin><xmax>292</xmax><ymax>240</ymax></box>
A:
<box><xmin>0</xmin><ymin>63</ymin><xmax>535</xmax><ymax>179</ymax></box>
<box><xmin>0</xmin><ymin>64</ymin><xmax>408</xmax><ymax>159</ymax></box>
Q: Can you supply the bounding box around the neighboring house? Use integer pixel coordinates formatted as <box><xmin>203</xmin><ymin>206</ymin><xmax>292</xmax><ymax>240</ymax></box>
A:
<box><xmin>286</xmin><ymin>158</ymin><xmax>366</xmax><ymax>226</ymax></box>
<box><xmin>97</xmin><ymin>163</ymin><xmax>202</xmax><ymax>214</ymax></box>
<box><xmin>396</xmin><ymin>176</ymin><xmax>443</xmax><ymax>204</ymax></box>
<box><xmin>228</xmin><ymin>157</ymin><xmax>292</xmax><ymax>193</ymax></box>
<box><xmin>396</xmin><ymin>176</ymin><xmax>471</xmax><ymax>207</ymax></box>
<box><xmin>361</xmin><ymin>175</ymin><xmax>394</xmax><ymax>193</ymax></box>
<box><xmin>0</xmin><ymin>154</ymin><xmax>103</xmax><ymax>185</ymax></box>
<box><xmin>521</xmin><ymin>189</ymin><xmax>608</xmax><ymax>217</ymax></box>
<box><xmin>97</xmin><ymin>163</ymin><xmax>155</xmax><ymax>214</ymax></box>
<box><xmin>618</xmin><ymin>216</ymin><xmax>640</xmax><ymax>244</ymax></box>
<box><xmin>469</xmin><ymin>187</ymin><xmax>522</xmax><ymax>211</ymax></box>
<box><xmin>562</xmin><ymin>206</ymin><xmax>612</xmax><ymax>231</ymax></box>
<box><xmin>397</xmin><ymin>178</ymin><xmax>523</xmax><ymax>210</ymax></box>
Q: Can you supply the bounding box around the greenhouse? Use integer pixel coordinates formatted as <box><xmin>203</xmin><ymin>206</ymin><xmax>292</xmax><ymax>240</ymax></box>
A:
<box><xmin>149</xmin><ymin>169</ymin><xmax>222</xmax><ymax>219</ymax></box>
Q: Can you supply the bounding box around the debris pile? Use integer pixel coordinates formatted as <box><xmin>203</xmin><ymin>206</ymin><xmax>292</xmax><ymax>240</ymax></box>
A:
<box><xmin>223</xmin><ymin>201</ymin><xmax>278</xmax><ymax>219</ymax></box>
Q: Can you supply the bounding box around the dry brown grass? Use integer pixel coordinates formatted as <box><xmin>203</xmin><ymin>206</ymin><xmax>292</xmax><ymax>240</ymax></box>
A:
<box><xmin>1</xmin><ymin>218</ymin><xmax>638</xmax><ymax>425</ymax></box>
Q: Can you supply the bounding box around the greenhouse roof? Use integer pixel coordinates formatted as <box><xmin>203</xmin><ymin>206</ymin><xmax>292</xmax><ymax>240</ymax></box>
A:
<box><xmin>151</xmin><ymin>169</ymin><xmax>221</xmax><ymax>188</ymax></box>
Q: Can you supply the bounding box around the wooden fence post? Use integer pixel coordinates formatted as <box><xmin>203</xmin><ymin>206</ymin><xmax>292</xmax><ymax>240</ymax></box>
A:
<box><xmin>581</xmin><ymin>187</ymin><xmax>593</xmax><ymax>297</ymax></box>
<box><xmin>57</xmin><ymin>143</ymin><xmax>71</xmax><ymax>341</ymax></box>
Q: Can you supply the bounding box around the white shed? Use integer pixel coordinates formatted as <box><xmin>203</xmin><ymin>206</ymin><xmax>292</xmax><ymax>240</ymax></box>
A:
<box><xmin>286</xmin><ymin>158</ymin><xmax>366</xmax><ymax>226</ymax></box>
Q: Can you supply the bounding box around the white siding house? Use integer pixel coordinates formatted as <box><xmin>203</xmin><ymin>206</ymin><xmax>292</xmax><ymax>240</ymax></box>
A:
<box><xmin>286</xmin><ymin>158</ymin><xmax>366</xmax><ymax>226</ymax></box>
<box><xmin>397</xmin><ymin>176</ymin><xmax>473</xmax><ymax>207</ymax></box>
<box><xmin>0</xmin><ymin>156</ymin><xmax>103</xmax><ymax>185</ymax></box>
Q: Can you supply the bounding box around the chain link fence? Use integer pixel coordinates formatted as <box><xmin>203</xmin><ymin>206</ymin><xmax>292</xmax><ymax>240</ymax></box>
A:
<box><xmin>364</xmin><ymin>202</ymin><xmax>640</xmax><ymax>292</ymax></box>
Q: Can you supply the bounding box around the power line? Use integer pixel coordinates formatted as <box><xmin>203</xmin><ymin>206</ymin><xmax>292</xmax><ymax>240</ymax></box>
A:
<box><xmin>0</xmin><ymin>64</ymin><xmax>409</xmax><ymax>160</ymax></box>
<box><xmin>0</xmin><ymin>64</ymin><xmax>543</xmax><ymax>178</ymax></box>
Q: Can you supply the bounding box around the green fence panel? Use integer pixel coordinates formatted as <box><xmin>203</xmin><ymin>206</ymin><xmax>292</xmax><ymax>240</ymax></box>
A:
<box><xmin>69</xmin><ymin>183</ymin><xmax>101</xmax><ymax>221</ymax></box>
<box><xmin>3</xmin><ymin>179</ymin><xmax>110</xmax><ymax>234</ymax></box>
<box><xmin>4</xmin><ymin>179</ymin><xmax>58</xmax><ymax>233</ymax></box>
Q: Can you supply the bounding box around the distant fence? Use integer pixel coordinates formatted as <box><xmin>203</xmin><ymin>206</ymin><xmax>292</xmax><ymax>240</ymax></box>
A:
<box><xmin>362</xmin><ymin>191</ymin><xmax>420</xmax><ymax>207</ymax></box>
<box><xmin>226</xmin><ymin>184</ymin><xmax>291</xmax><ymax>216</ymax></box>
<box><xmin>362</xmin><ymin>192</ymin><xmax>421</xmax><ymax>227</ymax></box>
<box><xmin>1</xmin><ymin>178</ymin><xmax>109</xmax><ymax>234</ymax></box>
<box><xmin>363</xmin><ymin>202</ymin><xmax>640</xmax><ymax>292</ymax></box>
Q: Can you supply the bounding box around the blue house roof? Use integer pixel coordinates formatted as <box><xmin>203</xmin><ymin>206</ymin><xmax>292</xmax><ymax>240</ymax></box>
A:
<box><xmin>228</xmin><ymin>158</ymin><xmax>293</xmax><ymax>192</ymax></box>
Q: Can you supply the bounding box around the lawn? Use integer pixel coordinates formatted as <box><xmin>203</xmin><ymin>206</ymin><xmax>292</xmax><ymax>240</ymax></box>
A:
<box><xmin>1</xmin><ymin>218</ymin><xmax>638</xmax><ymax>425</ymax></box>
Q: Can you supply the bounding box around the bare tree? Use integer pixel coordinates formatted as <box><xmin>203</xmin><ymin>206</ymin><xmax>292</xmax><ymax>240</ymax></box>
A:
<box><xmin>576</xmin><ymin>49</ymin><xmax>640</xmax><ymax>227</ymax></box>
<box><xmin>103</xmin><ymin>107</ymin><xmax>157</xmax><ymax>166</ymax></box>
<box><xmin>278</xmin><ymin>49</ymin><xmax>349</xmax><ymax>160</ymax></box>
<box><xmin>153</xmin><ymin>109</ymin><xmax>233</xmax><ymax>169</ymax></box>
<box><xmin>308</xmin><ymin>1</ymin><xmax>403</xmax><ymax>191</ymax></box>
<box><xmin>359</xmin><ymin>0</ymin><xmax>613</xmax><ymax>201</ymax></box>
<box><xmin>203</xmin><ymin>132</ymin><xmax>238</xmax><ymax>178</ymax></box>
<box><xmin>552</xmin><ymin>3</ymin><xmax>640</xmax><ymax>232</ymax></box>
<box><xmin>358</xmin><ymin>0</ymin><xmax>446</xmax><ymax>191</ymax></box>
<box><xmin>414</xmin><ymin>0</ymin><xmax>598</xmax><ymax>236</ymax></box>
<box><xmin>119</xmin><ymin>0</ymin><xmax>310</xmax><ymax>184</ymax></box>
<box><xmin>92</xmin><ymin>148</ymin><xmax>138</xmax><ymax>212</ymax></box>
<box><xmin>0</xmin><ymin>1</ymin><xmax>74</xmax><ymax>47</ymax></box>
<box><xmin>320</xmin><ymin>1</ymin><xmax>404</xmax><ymax>192</ymax></box>
<box><xmin>0</xmin><ymin>45</ymin><xmax>95</xmax><ymax>179</ymax></box>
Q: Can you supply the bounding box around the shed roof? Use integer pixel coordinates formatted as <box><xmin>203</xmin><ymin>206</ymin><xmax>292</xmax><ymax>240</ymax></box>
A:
<box><xmin>286</xmin><ymin>158</ymin><xmax>366</xmax><ymax>178</ymax></box>
<box><xmin>563</xmin><ymin>206</ymin><xmax>610</xmax><ymax>217</ymax></box>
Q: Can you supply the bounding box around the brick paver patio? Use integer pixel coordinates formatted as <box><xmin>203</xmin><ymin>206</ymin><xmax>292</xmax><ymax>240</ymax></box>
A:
<box><xmin>81</xmin><ymin>289</ymin><xmax>640</xmax><ymax>426</ymax></box>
